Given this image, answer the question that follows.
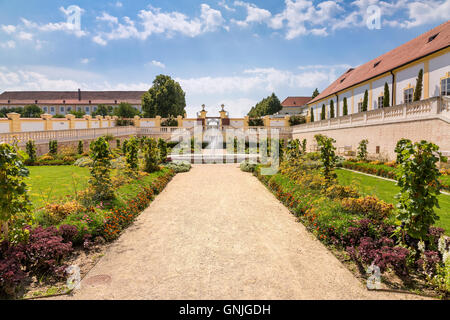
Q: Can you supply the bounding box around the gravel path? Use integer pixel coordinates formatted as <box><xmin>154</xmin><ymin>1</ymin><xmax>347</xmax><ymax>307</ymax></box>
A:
<box><xmin>65</xmin><ymin>164</ymin><xmax>428</xmax><ymax>300</ymax></box>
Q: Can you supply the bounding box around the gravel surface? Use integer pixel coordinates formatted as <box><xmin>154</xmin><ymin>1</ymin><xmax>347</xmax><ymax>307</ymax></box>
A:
<box><xmin>63</xmin><ymin>164</ymin><xmax>429</xmax><ymax>300</ymax></box>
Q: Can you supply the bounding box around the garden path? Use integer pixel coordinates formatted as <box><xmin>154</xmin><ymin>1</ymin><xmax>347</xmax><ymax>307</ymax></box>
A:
<box><xmin>64</xmin><ymin>164</ymin><xmax>429</xmax><ymax>300</ymax></box>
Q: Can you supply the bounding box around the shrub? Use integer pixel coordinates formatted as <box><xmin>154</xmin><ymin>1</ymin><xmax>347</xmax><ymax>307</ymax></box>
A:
<box><xmin>125</xmin><ymin>137</ymin><xmax>139</xmax><ymax>173</ymax></box>
<box><xmin>248</xmin><ymin>118</ymin><xmax>264</xmax><ymax>127</ymax></box>
<box><xmin>165</xmin><ymin>161</ymin><xmax>191</xmax><ymax>173</ymax></box>
<box><xmin>116</xmin><ymin>139</ymin><xmax>121</xmax><ymax>149</ymax></box>
<box><xmin>357</xmin><ymin>139</ymin><xmax>369</xmax><ymax>162</ymax></box>
<box><xmin>26</xmin><ymin>140</ymin><xmax>37</xmax><ymax>164</ymax></box>
<box><xmin>315</xmin><ymin>134</ymin><xmax>337</xmax><ymax>184</ymax></box>
<box><xmin>89</xmin><ymin>137</ymin><xmax>114</xmax><ymax>202</ymax></box>
<box><xmin>143</xmin><ymin>138</ymin><xmax>160</xmax><ymax>173</ymax></box>
<box><xmin>0</xmin><ymin>143</ymin><xmax>31</xmax><ymax>243</ymax></box>
<box><xmin>60</xmin><ymin>210</ymin><xmax>104</xmax><ymax>245</ymax></box>
<box><xmin>77</xmin><ymin>141</ymin><xmax>83</xmax><ymax>155</ymax></box>
<box><xmin>49</xmin><ymin>140</ymin><xmax>58</xmax><ymax>155</ymax></box>
<box><xmin>341</xmin><ymin>196</ymin><xmax>394</xmax><ymax>220</ymax></box>
<box><xmin>289</xmin><ymin>115</ymin><xmax>306</xmax><ymax>126</ymax></box>
<box><xmin>161</xmin><ymin>116</ymin><xmax>179</xmax><ymax>127</ymax></box>
<box><xmin>395</xmin><ymin>140</ymin><xmax>445</xmax><ymax>240</ymax></box>
<box><xmin>240</xmin><ymin>161</ymin><xmax>257</xmax><ymax>173</ymax></box>
<box><xmin>44</xmin><ymin>201</ymin><xmax>82</xmax><ymax>225</ymax></box>
<box><xmin>74</xmin><ymin>157</ymin><xmax>93</xmax><ymax>168</ymax></box>
<box><xmin>158</xmin><ymin>138</ymin><xmax>168</xmax><ymax>163</ymax></box>
<box><xmin>324</xmin><ymin>184</ymin><xmax>360</xmax><ymax>200</ymax></box>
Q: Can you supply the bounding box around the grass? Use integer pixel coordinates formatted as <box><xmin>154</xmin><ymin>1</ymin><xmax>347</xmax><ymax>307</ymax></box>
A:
<box><xmin>336</xmin><ymin>168</ymin><xmax>450</xmax><ymax>235</ymax></box>
<box><xmin>26</xmin><ymin>166</ymin><xmax>90</xmax><ymax>209</ymax></box>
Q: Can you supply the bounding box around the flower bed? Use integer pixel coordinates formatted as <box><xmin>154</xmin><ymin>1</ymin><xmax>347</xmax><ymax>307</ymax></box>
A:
<box><xmin>250</xmin><ymin>157</ymin><xmax>450</xmax><ymax>297</ymax></box>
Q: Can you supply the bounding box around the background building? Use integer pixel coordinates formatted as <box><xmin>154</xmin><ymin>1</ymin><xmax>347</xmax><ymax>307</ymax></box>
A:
<box><xmin>275</xmin><ymin>97</ymin><xmax>311</xmax><ymax>117</ymax></box>
<box><xmin>0</xmin><ymin>90</ymin><xmax>145</xmax><ymax>115</ymax></box>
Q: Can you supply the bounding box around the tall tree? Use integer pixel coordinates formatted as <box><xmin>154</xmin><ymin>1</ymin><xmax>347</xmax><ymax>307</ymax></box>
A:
<box><xmin>312</xmin><ymin>88</ymin><xmax>320</xmax><ymax>98</ymax></box>
<box><xmin>414</xmin><ymin>69</ymin><xmax>423</xmax><ymax>102</ymax></box>
<box><xmin>321</xmin><ymin>104</ymin><xmax>326</xmax><ymax>120</ymax></box>
<box><xmin>310</xmin><ymin>108</ymin><xmax>314</xmax><ymax>122</ymax></box>
<box><xmin>383</xmin><ymin>83</ymin><xmax>390</xmax><ymax>108</ymax></box>
<box><xmin>362</xmin><ymin>90</ymin><xmax>368</xmax><ymax>112</ymax></box>
<box><xmin>330</xmin><ymin>100</ymin><xmax>335</xmax><ymax>118</ymax></box>
<box><xmin>343</xmin><ymin>97</ymin><xmax>348</xmax><ymax>115</ymax></box>
<box><xmin>247</xmin><ymin>93</ymin><xmax>282</xmax><ymax>117</ymax></box>
<box><xmin>142</xmin><ymin>75</ymin><xmax>186</xmax><ymax>118</ymax></box>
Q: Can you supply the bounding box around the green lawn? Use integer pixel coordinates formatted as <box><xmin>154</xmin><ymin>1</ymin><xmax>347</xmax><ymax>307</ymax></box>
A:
<box><xmin>336</xmin><ymin>168</ymin><xmax>450</xmax><ymax>235</ymax></box>
<box><xmin>26</xmin><ymin>166</ymin><xmax>90</xmax><ymax>209</ymax></box>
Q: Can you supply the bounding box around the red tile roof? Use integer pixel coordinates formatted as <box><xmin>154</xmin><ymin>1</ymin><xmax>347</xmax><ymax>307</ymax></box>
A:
<box><xmin>0</xmin><ymin>91</ymin><xmax>145</xmax><ymax>105</ymax></box>
<box><xmin>281</xmin><ymin>96</ymin><xmax>312</xmax><ymax>107</ymax></box>
<box><xmin>309</xmin><ymin>20</ymin><xmax>450</xmax><ymax>105</ymax></box>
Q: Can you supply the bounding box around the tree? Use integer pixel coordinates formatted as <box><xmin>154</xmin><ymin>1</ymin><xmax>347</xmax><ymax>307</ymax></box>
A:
<box><xmin>142</xmin><ymin>74</ymin><xmax>186</xmax><ymax>118</ymax></box>
<box><xmin>23</xmin><ymin>105</ymin><xmax>43</xmax><ymax>118</ymax></box>
<box><xmin>113</xmin><ymin>102</ymin><xmax>139</xmax><ymax>119</ymax></box>
<box><xmin>343</xmin><ymin>97</ymin><xmax>348</xmax><ymax>115</ymax></box>
<box><xmin>92</xmin><ymin>104</ymin><xmax>113</xmax><ymax>117</ymax></box>
<box><xmin>383</xmin><ymin>83</ymin><xmax>390</xmax><ymax>108</ymax></box>
<box><xmin>357</xmin><ymin>139</ymin><xmax>369</xmax><ymax>162</ymax></box>
<box><xmin>414</xmin><ymin>69</ymin><xmax>423</xmax><ymax>102</ymax></box>
<box><xmin>321</xmin><ymin>104</ymin><xmax>326</xmax><ymax>120</ymax></box>
<box><xmin>125</xmin><ymin>136</ymin><xmax>139</xmax><ymax>174</ymax></box>
<box><xmin>143</xmin><ymin>138</ymin><xmax>160</xmax><ymax>173</ymax></box>
<box><xmin>0</xmin><ymin>143</ymin><xmax>31</xmax><ymax>242</ymax></box>
<box><xmin>362</xmin><ymin>90</ymin><xmax>368</xmax><ymax>112</ymax></box>
<box><xmin>89</xmin><ymin>137</ymin><xmax>114</xmax><ymax>201</ymax></box>
<box><xmin>310</xmin><ymin>108</ymin><xmax>314</xmax><ymax>122</ymax></box>
<box><xmin>247</xmin><ymin>93</ymin><xmax>282</xmax><ymax>117</ymax></box>
<box><xmin>312</xmin><ymin>88</ymin><xmax>320</xmax><ymax>98</ymax></box>
<box><xmin>26</xmin><ymin>140</ymin><xmax>37</xmax><ymax>163</ymax></box>
<box><xmin>158</xmin><ymin>138</ymin><xmax>168</xmax><ymax>163</ymax></box>
<box><xmin>395</xmin><ymin>140</ymin><xmax>445</xmax><ymax>240</ymax></box>
<box><xmin>330</xmin><ymin>100</ymin><xmax>335</xmax><ymax>118</ymax></box>
<box><xmin>69</xmin><ymin>110</ymin><xmax>86</xmax><ymax>119</ymax></box>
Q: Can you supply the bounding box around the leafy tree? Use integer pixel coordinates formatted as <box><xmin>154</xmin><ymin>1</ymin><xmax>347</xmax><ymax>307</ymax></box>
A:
<box><xmin>362</xmin><ymin>90</ymin><xmax>368</xmax><ymax>112</ymax></box>
<box><xmin>315</xmin><ymin>134</ymin><xmax>337</xmax><ymax>184</ymax></box>
<box><xmin>330</xmin><ymin>100</ymin><xmax>335</xmax><ymax>118</ymax></box>
<box><xmin>383</xmin><ymin>83</ymin><xmax>390</xmax><ymax>108</ymax></box>
<box><xmin>0</xmin><ymin>107</ymin><xmax>24</xmax><ymax>118</ymax></box>
<box><xmin>0</xmin><ymin>143</ymin><xmax>31</xmax><ymax>242</ymax></box>
<box><xmin>312</xmin><ymin>88</ymin><xmax>320</xmax><ymax>98</ymax></box>
<box><xmin>321</xmin><ymin>104</ymin><xmax>326</xmax><ymax>120</ymax></box>
<box><xmin>247</xmin><ymin>93</ymin><xmax>282</xmax><ymax>117</ymax></box>
<box><xmin>23</xmin><ymin>105</ymin><xmax>43</xmax><ymax>118</ymax></box>
<box><xmin>92</xmin><ymin>104</ymin><xmax>113</xmax><ymax>117</ymax></box>
<box><xmin>161</xmin><ymin>116</ymin><xmax>179</xmax><ymax>127</ymax></box>
<box><xmin>142</xmin><ymin>74</ymin><xmax>186</xmax><ymax>118</ymax></box>
<box><xmin>113</xmin><ymin>102</ymin><xmax>139</xmax><ymax>119</ymax></box>
<box><xmin>357</xmin><ymin>139</ymin><xmax>369</xmax><ymax>162</ymax></box>
<box><xmin>248</xmin><ymin>118</ymin><xmax>264</xmax><ymax>126</ymax></box>
<box><xmin>395</xmin><ymin>140</ymin><xmax>446</xmax><ymax>240</ymax></box>
<box><xmin>343</xmin><ymin>97</ymin><xmax>348</xmax><ymax>116</ymax></box>
<box><xmin>89</xmin><ymin>137</ymin><xmax>114</xmax><ymax>201</ymax></box>
<box><xmin>414</xmin><ymin>69</ymin><xmax>423</xmax><ymax>102</ymax></box>
<box><xmin>69</xmin><ymin>110</ymin><xmax>86</xmax><ymax>119</ymax></box>
<box><xmin>395</xmin><ymin>138</ymin><xmax>411</xmax><ymax>165</ymax></box>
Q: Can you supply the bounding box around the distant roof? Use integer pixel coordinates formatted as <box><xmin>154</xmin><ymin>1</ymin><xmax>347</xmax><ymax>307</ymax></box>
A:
<box><xmin>309</xmin><ymin>20</ymin><xmax>450</xmax><ymax>105</ymax></box>
<box><xmin>0</xmin><ymin>90</ymin><xmax>146</xmax><ymax>105</ymax></box>
<box><xmin>281</xmin><ymin>96</ymin><xmax>312</xmax><ymax>107</ymax></box>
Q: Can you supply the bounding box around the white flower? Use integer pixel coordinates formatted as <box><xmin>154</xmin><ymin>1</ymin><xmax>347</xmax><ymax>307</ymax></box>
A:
<box><xmin>418</xmin><ymin>240</ymin><xmax>425</xmax><ymax>253</ymax></box>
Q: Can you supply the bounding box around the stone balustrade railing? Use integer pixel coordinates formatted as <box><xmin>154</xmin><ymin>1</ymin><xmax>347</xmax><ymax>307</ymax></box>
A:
<box><xmin>292</xmin><ymin>96</ymin><xmax>449</xmax><ymax>134</ymax></box>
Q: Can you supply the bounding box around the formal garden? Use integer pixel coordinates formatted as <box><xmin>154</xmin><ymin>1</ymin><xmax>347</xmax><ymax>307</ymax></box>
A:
<box><xmin>242</xmin><ymin>136</ymin><xmax>450</xmax><ymax>298</ymax></box>
<box><xmin>0</xmin><ymin>135</ymin><xmax>191</xmax><ymax>299</ymax></box>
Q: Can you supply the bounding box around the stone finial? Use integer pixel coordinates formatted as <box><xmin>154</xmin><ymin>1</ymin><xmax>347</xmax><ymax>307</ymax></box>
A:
<box><xmin>6</xmin><ymin>112</ymin><xmax>21</xmax><ymax>120</ymax></box>
<box><xmin>40</xmin><ymin>113</ymin><xmax>53</xmax><ymax>120</ymax></box>
<box><xmin>65</xmin><ymin>114</ymin><xmax>75</xmax><ymax>120</ymax></box>
<box><xmin>83</xmin><ymin>115</ymin><xmax>92</xmax><ymax>120</ymax></box>
<box><xmin>96</xmin><ymin>115</ymin><xmax>103</xmax><ymax>120</ymax></box>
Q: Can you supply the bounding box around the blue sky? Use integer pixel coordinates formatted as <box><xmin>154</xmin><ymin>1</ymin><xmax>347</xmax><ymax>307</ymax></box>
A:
<box><xmin>0</xmin><ymin>0</ymin><xmax>449</xmax><ymax>117</ymax></box>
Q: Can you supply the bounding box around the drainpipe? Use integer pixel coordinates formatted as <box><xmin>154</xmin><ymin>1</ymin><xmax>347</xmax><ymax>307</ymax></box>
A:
<box><xmin>390</xmin><ymin>71</ymin><xmax>395</xmax><ymax>107</ymax></box>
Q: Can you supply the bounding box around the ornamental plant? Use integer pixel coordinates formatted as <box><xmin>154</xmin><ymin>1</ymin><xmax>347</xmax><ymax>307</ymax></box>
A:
<box><xmin>343</xmin><ymin>98</ymin><xmax>348</xmax><ymax>116</ymax></box>
<box><xmin>158</xmin><ymin>138</ymin><xmax>168</xmax><ymax>163</ymax></box>
<box><xmin>143</xmin><ymin>138</ymin><xmax>159</xmax><ymax>173</ymax></box>
<box><xmin>122</xmin><ymin>139</ymin><xmax>128</xmax><ymax>154</ymax></box>
<box><xmin>395</xmin><ymin>140</ymin><xmax>446</xmax><ymax>240</ymax></box>
<box><xmin>310</xmin><ymin>109</ymin><xmax>314</xmax><ymax>122</ymax></box>
<box><xmin>26</xmin><ymin>140</ymin><xmax>37</xmax><ymax>163</ymax></box>
<box><xmin>362</xmin><ymin>90</ymin><xmax>368</xmax><ymax>112</ymax></box>
<box><xmin>49</xmin><ymin>140</ymin><xmax>58</xmax><ymax>155</ymax></box>
<box><xmin>301</xmin><ymin>139</ymin><xmax>307</xmax><ymax>154</ymax></box>
<box><xmin>89</xmin><ymin>137</ymin><xmax>114</xmax><ymax>202</ymax></box>
<box><xmin>414</xmin><ymin>69</ymin><xmax>423</xmax><ymax>102</ymax></box>
<box><xmin>383</xmin><ymin>82</ymin><xmax>390</xmax><ymax>108</ymax></box>
<box><xmin>0</xmin><ymin>143</ymin><xmax>31</xmax><ymax>243</ymax></box>
<box><xmin>357</xmin><ymin>139</ymin><xmax>369</xmax><ymax>162</ymax></box>
<box><xmin>77</xmin><ymin>141</ymin><xmax>83</xmax><ymax>155</ymax></box>
<box><xmin>125</xmin><ymin>137</ymin><xmax>139</xmax><ymax>173</ymax></box>
<box><xmin>314</xmin><ymin>134</ymin><xmax>337</xmax><ymax>184</ymax></box>
<box><xmin>330</xmin><ymin>100</ymin><xmax>335</xmax><ymax>118</ymax></box>
<box><xmin>321</xmin><ymin>104</ymin><xmax>326</xmax><ymax>120</ymax></box>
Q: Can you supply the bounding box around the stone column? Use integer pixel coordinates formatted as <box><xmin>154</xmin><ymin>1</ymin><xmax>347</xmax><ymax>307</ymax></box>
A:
<box><xmin>134</xmin><ymin>115</ymin><xmax>141</xmax><ymax>128</ymax></box>
<box><xmin>105</xmin><ymin>115</ymin><xmax>111</xmax><ymax>128</ymax></box>
<box><xmin>96</xmin><ymin>115</ymin><xmax>103</xmax><ymax>128</ymax></box>
<box><xmin>155</xmin><ymin>116</ymin><xmax>162</xmax><ymax>128</ymax></box>
<box><xmin>284</xmin><ymin>115</ymin><xmax>290</xmax><ymax>127</ymax></box>
<box><xmin>7</xmin><ymin>112</ymin><xmax>21</xmax><ymax>133</ymax></box>
<box><xmin>41</xmin><ymin>113</ymin><xmax>53</xmax><ymax>131</ymax></box>
<box><xmin>177</xmin><ymin>115</ymin><xmax>183</xmax><ymax>128</ymax></box>
<box><xmin>66</xmin><ymin>114</ymin><xmax>76</xmax><ymax>129</ymax></box>
<box><xmin>244</xmin><ymin>116</ymin><xmax>249</xmax><ymax>129</ymax></box>
<box><xmin>263</xmin><ymin>115</ymin><xmax>270</xmax><ymax>127</ymax></box>
<box><xmin>83</xmin><ymin>115</ymin><xmax>92</xmax><ymax>129</ymax></box>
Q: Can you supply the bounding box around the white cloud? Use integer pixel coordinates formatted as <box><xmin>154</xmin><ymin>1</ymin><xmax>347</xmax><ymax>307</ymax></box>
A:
<box><xmin>115</xmin><ymin>1</ymin><xmax>123</xmax><ymax>8</ymax></box>
<box><xmin>387</xmin><ymin>0</ymin><xmax>450</xmax><ymax>28</ymax></box>
<box><xmin>18</xmin><ymin>31</ymin><xmax>33</xmax><ymax>40</ymax></box>
<box><xmin>1</xmin><ymin>25</ymin><xmax>16</xmax><ymax>34</ymax></box>
<box><xmin>232</xmin><ymin>1</ymin><xmax>272</xmax><ymax>27</ymax></box>
<box><xmin>0</xmin><ymin>41</ymin><xmax>16</xmax><ymax>49</ymax></box>
<box><xmin>81</xmin><ymin>58</ymin><xmax>91</xmax><ymax>64</ymax></box>
<box><xmin>93</xmin><ymin>4</ymin><xmax>226</xmax><ymax>45</ymax></box>
<box><xmin>149</xmin><ymin>60</ymin><xmax>166</xmax><ymax>68</ymax></box>
<box><xmin>218</xmin><ymin>0</ymin><xmax>236</xmax><ymax>12</ymax></box>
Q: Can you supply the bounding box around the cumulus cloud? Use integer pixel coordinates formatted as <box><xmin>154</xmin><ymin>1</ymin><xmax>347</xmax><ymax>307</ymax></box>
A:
<box><xmin>149</xmin><ymin>60</ymin><xmax>166</xmax><ymax>68</ymax></box>
<box><xmin>93</xmin><ymin>4</ymin><xmax>225</xmax><ymax>45</ymax></box>
<box><xmin>232</xmin><ymin>1</ymin><xmax>272</xmax><ymax>27</ymax></box>
<box><xmin>1</xmin><ymin>25</ymin><xmax>16</xmax><ymax>34</ymax></box>
<box><xmin>0</xmin><ymin>41</ymin><xmax>16</xmax><ymax>49</ymax></box>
